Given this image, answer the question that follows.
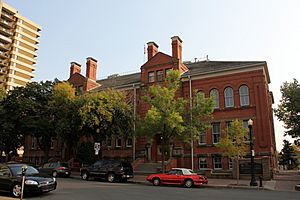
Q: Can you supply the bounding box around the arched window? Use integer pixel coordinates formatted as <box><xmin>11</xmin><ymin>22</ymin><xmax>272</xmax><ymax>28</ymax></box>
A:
<box><xmin>224</xmin><ymin>87</ymin><xmax>234</xmax><ymax>108</ymax></box>
<box><xmin>239</xmin><ymin>85</ymin><xmax>249</xmax><ymax>106</ymax></box>
<box><xmin>210</xmin><ymin>89</ymin><xmax>219</xmax><ymax>109</ymax></box>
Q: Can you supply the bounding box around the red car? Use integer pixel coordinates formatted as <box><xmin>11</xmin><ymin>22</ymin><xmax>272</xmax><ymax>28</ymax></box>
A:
<box><xmin>146</xmin><ymin>168</ymin><xmax>208</xmax><ymax>188</ymax></box>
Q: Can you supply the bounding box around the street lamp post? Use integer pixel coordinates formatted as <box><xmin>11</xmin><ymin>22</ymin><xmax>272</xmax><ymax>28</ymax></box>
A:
<box><xmin>248</xmin><ymin>119</ymin><xmax>257</xmax><ymax>186</ymax></box>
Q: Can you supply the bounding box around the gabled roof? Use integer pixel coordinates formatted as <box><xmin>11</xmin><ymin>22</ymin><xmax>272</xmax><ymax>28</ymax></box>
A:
<box><xmin>90</xmin><ymin>72</ymin><xmax>140</xmax><ymax>92</ymax></box>
<box><xmin>141</xmin><ymin>52</ymin><xmax>177</xmax><ymax>69</ymax></box>
<box><xmin>68</xmin><ymin>72</ymin><xmax>87</xmax><ymax>82</ymax></box>
<box><xmin>183</xmin><ymin>61</ymin><xmax>270</xmax><ymax>83</ymax></box>
<box><xmin>89</xmin><ymin>60</ymin><xmax>269</xmax><ymax>92</ymax></box>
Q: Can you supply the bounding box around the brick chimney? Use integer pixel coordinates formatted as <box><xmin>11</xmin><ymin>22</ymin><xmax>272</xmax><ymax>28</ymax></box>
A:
<box><xmin>147</xmin><ymin>42</ymin><xmax>159</xmax><ymax>60</ymax></box>
<box><xmin>70</xmin><ymin>62</ymin><xmax>81</xmax><ymax>77</ymax></box>
<box><xmin>86</xmin><ymin>57</ymin><xmax>97</xmax><ymax>81</ymax></box>
<box><xmin>171</xmin><ymin>36</ymin><xmax>183</xmax><ymax>62</ymax></box>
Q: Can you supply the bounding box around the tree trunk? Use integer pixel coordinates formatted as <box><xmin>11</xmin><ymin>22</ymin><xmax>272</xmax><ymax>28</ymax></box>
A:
<box><xmin>236</xmin><ymin>158</ymin><xmax>239</xmax><ymax>185</ymax></box>
<box><xmin>161</xmin><ymin>143</ymin><xmax>165</xmax><ymax>173</ymax></box>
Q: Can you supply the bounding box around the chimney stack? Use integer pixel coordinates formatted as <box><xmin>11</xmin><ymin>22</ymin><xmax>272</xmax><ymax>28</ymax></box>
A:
<box><xmin>171</xmin><ymin>36</ymin><xmax>183</xmax><ymax>62</ymax></box>
<box><xmin>70</xmin><ymin>62</ymin><xmax>81</xmax><ymax>77</ymax></box>
<box><xmin>86</xmin><ymin>57</ymin><xmax>97</xmax><ymax>81</ymax></box>
<box><xmin>147</xmin><ymin>42</ymin><xmax>159</xmax><ymax>60</ymax></box>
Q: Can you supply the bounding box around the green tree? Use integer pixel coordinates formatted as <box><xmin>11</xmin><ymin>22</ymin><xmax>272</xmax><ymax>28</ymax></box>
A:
<box><xmin>0</xmin><ymin>88</ymin><xmax>24</xmax><ymax>161</ymax></box>
<box><xmin>51</xmin><ymin>82</ymin><xmax>83</xmax><ymax>160</ymax></box>
<box><xmin>141</xmin><ymin>70</ymin><xmax>186</xmax><ymax>172</ymax></box>
<box><xmin>141</xmin><ymin>70</ymin><xmax>213</xmax><ymax>172</ymax></box>
<box><xmin>184</xmin><ymin>91</ymin><xmax>214</xmax><ymax>143</ymax></box>
<box><xmin>280</xmin><ymin>140</ymin><xmax>297</xmax><ymax>169</ymax></box>
<box><xmin>217</xmin><ymin>119</ymin><xmax>248</xmax><ymax>185</ymax></box>
<box><xmin>275</xmin><ymin>79</ymin><xmax>300</xmax><ymax>145</ymax></box>
<box><xmin>18</xmin><ymin>81</ymin><xmax>56</xmax><ymax>162</ymax></box>
<box><xmin>79</xmin><ymin>89</ymin><xmax>133</xmax><ymax>158</ymax></box>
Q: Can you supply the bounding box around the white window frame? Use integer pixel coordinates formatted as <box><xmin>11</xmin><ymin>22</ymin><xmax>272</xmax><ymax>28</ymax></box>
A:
<box><xmin>199</xmin><ymin>158</ymin><xmax>208</xmax><ymax>170</ymax></box>
<box><xmin>228</xmin><ymin>158</ymin><xmax>233</xmax><ymax>170</ymax></box>
<box><xmin>126</xmin><ymin>138</ymin><xmax>133</xmax><ymax>147</ymax></box>
<box><xmin>224</xmin><ymin>87</ymin><xmax>234</xmax><ymax>108</ymax></box>
<box><xmin>239</xmin><ymin>85</ymin><xmax>249</xmax><ymax>106</ymax></box>
<box><xmin>198</xmin><ymin>132</ymin><xmax>206</xmax><ymax>145</ymax></box>
<box><xmin>212</xmin><ymin>123</ymin><xmax>220</xmax><ymax>144</ymax></box>
<box><xmin>148</xmin><ymin>71</ymin><xmax>154</xmax><ymax>83</ymax></box>
<box><xmin>213</xmin><ymin>157</ymin><xmax>222</xmax><ymax>170</ymax></box>
<box><xmin>210</xmin><ymin>89</ymin><xmax>219</xmax><ymax>109</ymax></box>
<box><xmin>115</xmin><ymin>137</ymin><xmax>122</xmax><ymax>147</ymax></box>
<box><xmin>156</xmin><ymin>70</ymin><xmax>163</xmax><ymax>82</ymax></box>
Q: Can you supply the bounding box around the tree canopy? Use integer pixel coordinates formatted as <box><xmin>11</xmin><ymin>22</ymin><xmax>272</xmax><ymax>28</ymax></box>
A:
<box><xmin>275</xmin><ymin>79</ymin><xmax>300</xmax><ymax>145</ymax></box>
<box><xmin>79</xmin><ymin>89</ymin><xmax>133</xmax><ymax>157</ymax></box>
<box><xmin>217</xmin><ymin>119</ymin><xmax>248</xmax><ymax>185</ymax></box>
<box><xmin>141</xmin><ymin>69</ymin><xmax>214</xmax><ymax>172</ymax></box>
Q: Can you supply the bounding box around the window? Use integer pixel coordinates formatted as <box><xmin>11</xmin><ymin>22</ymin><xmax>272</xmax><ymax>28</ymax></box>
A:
<box><xmin>106</xmin><ymin>137</ymin><xmax>112</xmax><ymax>147</ymax></box>
<box><xmin>212</xmin><ymin>123</ymin><xmax>220</xmax><ymax>144</ymax></box>
<box><xmin>199</xmin><ymin>158</ymin><xmax>208</xmax><ymax>169</ymax></box>
<box><xmin>210</xmin><ymin>89</ymin><xmax>219</xmax><ymax>109</ymax></box>
<box><xmin>31</xmin><ymin>137</ymin><xmax>36</xmax><ymax>149</ymax></box>
<box><xmin>228</xmin><ymin>159</ymin><xmax>233</xmax><ymax>170</ymax></box>
<box><xmin>115</xmin><ymin>137</ymin><xmax>122</xmax><ymax>147</ymax></box>
<box><xmin>126</xmin><ymin>138</ymin><xmax>133</xmax><ymax>147</ymax></box>
<box><xmin>156</xmin><ymin>70</ymin><xmax>163</xmax><ymax>82</ymax></box>
<box><xmin>239</xmin><ymin>85</ymin><xmax>249</xmax><ymax>106</ymax></box>
<box><xmin>224</xmin><ymin>87</ymin><xmax>234</xmax><ymax>108</ymax></box>
<box><xmin>165</xmin><ymin>68</ymin><xmax>172</xmax><ymax>77</ymax></box>
<box><xmin>213</xmin><ymin>157</ymin><xmax>222</xmax><ymax>170</ymax></box>
<box><xmin>226</xmin><ymin>121</ymin><xmax>232</xmax><ymax>130</ymax></box>
<box><xmin>148</xmin><ymin>71</ymin><xmax>154</xmax><ymax>83</ymax></box>
<box><xmin>199</xmin><ymin>132</ymin><xmax>206</xmax><ymax>145</ymax></box>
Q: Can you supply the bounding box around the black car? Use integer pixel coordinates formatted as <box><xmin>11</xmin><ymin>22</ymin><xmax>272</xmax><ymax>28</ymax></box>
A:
<box><xmin>0</xmin><ymin>163</ymin><xmax>57</xmax><ymax>198</ymax></box>
<box><xmin>80</xmin><ymin>160</ymin><xmax>133</xmax><ymax>182</ymax></box>
<box><xmin>39</xmin><ymin>161</ymin><xmax>71</xmax><ymax>177</ymax></box>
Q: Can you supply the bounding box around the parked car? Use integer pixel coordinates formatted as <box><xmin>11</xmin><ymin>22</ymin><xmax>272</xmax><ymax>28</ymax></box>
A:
<box><xmin>39</xmin><ymin>161</ymin><xmax>71</xmax><ymax>177</ymax></box>
<box><xmin>146</xmin><ymin>168</ymin><xmax>208</xmax><ymax>188</ymax></box>
<box><xmin>0</xmin><ymin>163</ymin><xmax>57</xmax><ymax>198</ymax></box>
<box><xmin>80</xmin><ymin>160</ymin><xmax>134</xmax><ymax>182</ymax></box>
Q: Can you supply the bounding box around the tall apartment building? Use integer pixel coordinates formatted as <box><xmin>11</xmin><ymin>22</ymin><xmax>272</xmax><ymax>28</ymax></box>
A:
<box><xmin>0</xmin><ymin>1</ymin><xmax>41</xmax><ymax>91</ymax></box>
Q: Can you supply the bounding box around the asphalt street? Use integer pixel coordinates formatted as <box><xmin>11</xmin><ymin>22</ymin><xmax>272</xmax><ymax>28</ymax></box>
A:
<box><xmin>0</xmin><ymin>177</ymin><xmax>297</xmax><ymax>200</ymax></box>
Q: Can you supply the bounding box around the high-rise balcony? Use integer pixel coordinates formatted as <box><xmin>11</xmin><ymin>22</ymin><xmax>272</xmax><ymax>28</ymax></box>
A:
<box><xmin>0</xmin><ymin>60</ymin><xmax>8</xmax><ymax>67</ymax></box>
<box><xmin>0</xmin><ymin>19</ymin><xmax>13</xmax><ymax>29</ymax></box>
<box><xmin>1</xmin><ymin>12</ymin><xmax>15</xmax><ymax>22</ymax></box>
<box><xmin>0</xmin><ymin>34</ymin><xmax>12</xmax><ymax>44</ymax></box>
<box><xmin>0</xmin><ymin>27</ymin><xmax>13</xmax><ymax>37</ymax></box>
<box><xmin>0</xmin><ymin>43</ymin><xmax>9</xmax><ymax>51</ymax></box>
<box><xmin>0</xmin><ymin>51</ymin><xmax>8</xmax><ymax>59</ymax></box>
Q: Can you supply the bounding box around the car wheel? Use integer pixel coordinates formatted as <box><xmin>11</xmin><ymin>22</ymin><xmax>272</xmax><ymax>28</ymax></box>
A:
<box><xmin>81</xmin><ymin>171</ymin><xmax>89</xmax><ymax>180</ymax></box>
<box><xmin>12</xmin><ymin>183</ymin><xmax>22</xmax><ymax>198</ymax></box>
<box><xmin>184</xmin><ymin>179</ymin><xmax>193</xmax><ymax>188</ymax></box>
<box><xmin>152</xmin><ymin>178</ymin><xmax>160</xmax><ymax>186</ymax></box>
<box><xmin>52</xmin><ymin>171</ymin><xmax>58</xmax><ymax>177</ymax></box>
<box><xmin>107</xmin><ymin>173</ymin><xmax>115</xmax><ymax>183</ymax></box>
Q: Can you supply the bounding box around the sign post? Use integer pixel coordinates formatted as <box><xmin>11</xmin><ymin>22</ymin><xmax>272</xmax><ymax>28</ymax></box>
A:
<box><xmin>94</xmin><ymin>143</ymin><xmax>101</xmax><ymax>156</ymax></box>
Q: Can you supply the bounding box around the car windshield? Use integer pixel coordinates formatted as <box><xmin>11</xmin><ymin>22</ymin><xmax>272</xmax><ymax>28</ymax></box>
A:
<box><xmin>9</xmin><ymin>165</ymin><xmax>39</xmax><ymax>176</ymax></box>
<box><xmin>60</xmin><ymin>162</ymin><xmax>69</xmax><ymax>167</ymax></box>
<box><xmin>182</xmin><ymin>169</ymin><xmax>197</xmax><ymax>175</ymax></box>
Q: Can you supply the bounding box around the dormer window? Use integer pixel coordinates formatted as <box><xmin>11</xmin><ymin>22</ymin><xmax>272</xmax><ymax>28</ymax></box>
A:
<box><xmin>156</xmin><ymin>70</ymin><xmax>163</xmax><ymax>82</ymax></box>
<box><xmin>148</xmin><ymin>71</ymin><xmax>154</xmax><ymax>83</ymax></box>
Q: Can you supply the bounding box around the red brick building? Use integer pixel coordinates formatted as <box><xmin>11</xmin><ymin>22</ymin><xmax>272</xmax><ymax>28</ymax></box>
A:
<box><xmin>66</xmin><ymin>36</ymin><xmax>277</xmax><ymax>177</ymax></box>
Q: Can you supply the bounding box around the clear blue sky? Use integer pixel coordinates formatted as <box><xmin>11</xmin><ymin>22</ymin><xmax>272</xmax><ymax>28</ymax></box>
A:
<box><xmin>5</xmin><ymin>0</ymin><xmax>300</xmax><ymax>150</ymax></box>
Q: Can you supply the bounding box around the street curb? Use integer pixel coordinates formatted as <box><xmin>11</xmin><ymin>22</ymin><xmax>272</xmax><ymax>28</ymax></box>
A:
<box><xmin>131</xmin><ymin>180</ymin><xmax>273</xmax><ymax>190</ymax></box>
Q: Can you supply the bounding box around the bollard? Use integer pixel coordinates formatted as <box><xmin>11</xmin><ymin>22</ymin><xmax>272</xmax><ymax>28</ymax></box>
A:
<box><xmin>259</xmin><ymin>176</ymin><xmax>263</xmax><ymax>187</ymax></box>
